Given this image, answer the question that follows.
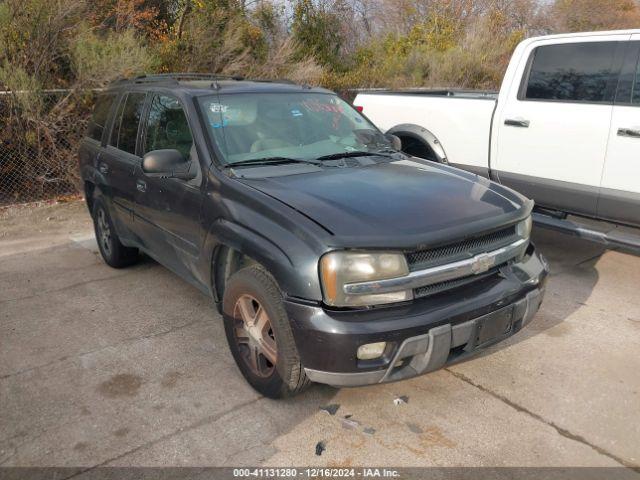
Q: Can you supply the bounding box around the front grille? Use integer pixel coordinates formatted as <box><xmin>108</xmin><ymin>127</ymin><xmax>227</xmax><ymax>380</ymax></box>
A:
<box><xmin>414</xmin><ymin>270</ymin><xmax>499</xmax><ymax>299</ymax></box>
<box><xmin>406</xmin><ymin>226</ymin><xmax>518</xmax><ymax>271</ymax></box>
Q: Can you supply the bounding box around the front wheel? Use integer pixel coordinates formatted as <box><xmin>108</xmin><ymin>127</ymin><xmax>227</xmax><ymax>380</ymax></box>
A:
<box><xmin>222</xmin><ymin>264</ymin><xmax>310</xmax><ymax>398</ymax></box>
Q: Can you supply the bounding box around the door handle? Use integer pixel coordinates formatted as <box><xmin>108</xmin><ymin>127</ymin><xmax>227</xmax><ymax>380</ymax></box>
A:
<box><xmin>617</xmin><ymin>127</ymin><xmax>640</xmax><ymax>138</ymax></box>
<box><xmin>136</xmin><ymin>179</ymin><xmax>147</xmax><ymax>193</ymax></box>
<box><xmin>98</xmin><ymin>162</ymin><xmax>109</xmax><ymax>175</ymax></box>
<box><xmin>504</xmin><ymin>118</ymin><xmax>530</xmax><ymax>128</ymax></box>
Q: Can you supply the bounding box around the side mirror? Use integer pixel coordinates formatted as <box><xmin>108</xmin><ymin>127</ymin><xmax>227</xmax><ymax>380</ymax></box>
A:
<box><xmin>142</xmin><ymin>149</ymin><xmax>195</xmax><ymax>180</ymax></box>
<box><xmin>385</xmin><ymin>133</ymin><xmax>402</xmax><ymax>152</ymax></box>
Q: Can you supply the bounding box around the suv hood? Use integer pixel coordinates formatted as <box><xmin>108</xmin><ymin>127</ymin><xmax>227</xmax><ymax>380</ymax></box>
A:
<box><xmin>239</xmin><ymin>158</ymin><xmax>530</xmax><ymax>248</ymax></box>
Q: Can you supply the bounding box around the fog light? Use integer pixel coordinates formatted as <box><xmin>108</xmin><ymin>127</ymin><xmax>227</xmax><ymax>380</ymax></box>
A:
<box><xmin>357</xmin><ymin>342</ymin><xmax>387</xmax><ymax>360</ymax></box>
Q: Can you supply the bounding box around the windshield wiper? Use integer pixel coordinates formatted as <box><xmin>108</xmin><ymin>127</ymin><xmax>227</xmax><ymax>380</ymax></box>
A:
<box><xmin>316</xmin><ymin>150</ymin><xmax>395</xmax><ymax>161</ymax></box>
<box><xmin>224</xmin><ymin>157</ymin><xmax>320</xmax><ymax>168</ymax></box>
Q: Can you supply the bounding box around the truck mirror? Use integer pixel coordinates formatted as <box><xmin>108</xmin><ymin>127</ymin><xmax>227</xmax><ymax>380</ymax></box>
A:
<box><xmin>142</xmin><ymin>149</ymin><xmax>195</xmax><ymax>180</ymax></box>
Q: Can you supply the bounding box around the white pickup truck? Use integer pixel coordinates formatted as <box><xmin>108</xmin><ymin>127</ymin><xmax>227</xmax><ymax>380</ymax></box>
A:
<box><xmin>355</xmin><ymin>30</ymin><xmax>640</xmax><ymax>252</ymax></box>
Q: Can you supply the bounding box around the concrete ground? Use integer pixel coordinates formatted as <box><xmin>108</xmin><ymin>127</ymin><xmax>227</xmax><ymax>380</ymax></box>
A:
<box><xmin>0</xmin><ymin>200</ymin><xmax>639</xmax><ymax>471</ymax></box>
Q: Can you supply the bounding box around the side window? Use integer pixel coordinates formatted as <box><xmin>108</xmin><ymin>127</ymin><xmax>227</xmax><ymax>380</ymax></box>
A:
<box><xmin>632</xmin><ymin>55</ymin><xmax>640</xmax><ymax>104</ymax></box>
<box><xmin>109</xmin><ymin>92</ymin><xmax>146</xmax><ymax>155</ymax></box>
<box><xmin>87</xmin><ymin>94</ymin><xmax>116</xmax><ymax>141</ymax></box>
<box><xmin>109</xmin><ymin>96</ymin><xmax>126</xmax><ymax>147</ymax></box>
<box><xmin>145</xmin><ymin>95</ymin><xmax>194</xmax><ymax>159</ymax></box>
<box><xmin>524</xmin><ymin>42</ymin><xmax>620</xmax><ymax>103</ymax></box>
<box><xmin>614</xmin><ymin>42</ymin><xmax>639</xmax><ymax>105</ymax></box>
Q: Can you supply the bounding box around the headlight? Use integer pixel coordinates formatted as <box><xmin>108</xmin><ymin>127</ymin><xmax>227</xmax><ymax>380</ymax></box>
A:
<box><xmin>320</xmin><ymin>251</ymin><xmax>412</xmax><ymax>307</ymax></box>
<box><xmin>517</xmin><ymin>215</ymin><xmax>532</xmax><ymax>239</ymax></box>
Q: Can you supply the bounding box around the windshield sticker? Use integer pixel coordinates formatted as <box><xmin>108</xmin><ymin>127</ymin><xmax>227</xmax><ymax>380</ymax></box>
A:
<box><xmin>302</xmin><ymin>99</ymin><xmax>343</xmax><ymax>113</ymax></box>
<box><xmin>210</xmin><ymin>119</ymin><xmax>229</xmax><ymax>129</ymax></box>
<box><xmin>209</xmin><ymin>103</ymin><xmax>229</xmax><ymax>113</ymax></box>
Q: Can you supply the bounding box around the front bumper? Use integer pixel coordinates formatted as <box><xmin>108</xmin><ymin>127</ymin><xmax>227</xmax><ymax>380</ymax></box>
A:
<box><xmin>286</xmin><ymin>243</ymin><xmax>548</xmax><ymax>387</ymax></box>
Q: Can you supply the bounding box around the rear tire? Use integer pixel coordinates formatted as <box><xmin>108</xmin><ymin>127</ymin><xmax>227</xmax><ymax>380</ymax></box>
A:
<box><xmin>92</xmin><ymin>198</ymin><xmax>139</xmax><ymax>268</ymax></box>
<box><xmin>223</xmin><ymin>264</ymin><xmax>311</xmax><ymax>398</ymax></box>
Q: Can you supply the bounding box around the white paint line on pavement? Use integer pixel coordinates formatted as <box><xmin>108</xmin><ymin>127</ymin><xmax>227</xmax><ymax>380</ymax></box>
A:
<box><xmin>70</xmin><ymin>232</ymin><xmax>99</xmax><ymax>253</ymax></box>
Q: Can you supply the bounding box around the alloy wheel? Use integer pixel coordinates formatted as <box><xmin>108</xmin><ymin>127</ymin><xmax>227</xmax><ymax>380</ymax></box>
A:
<box><xmin>232</xmin><ymin>294</ymin><xmax>277</xmax><ymax>377</ymax></box>
<box><xmin>97</xmin><ymin>208</ymin><xmax>112</xmax><ymax>257</ymax></box>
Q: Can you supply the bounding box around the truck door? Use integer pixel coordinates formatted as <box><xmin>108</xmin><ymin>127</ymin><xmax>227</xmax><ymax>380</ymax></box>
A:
<box><xmin>100</xmin><ymin>91</ymin><xmax>147</xmax><ymax>241</ymax></box>
<box><xmin>599</xmin><ymin>37</ymin><xmax>640</xmax><ymax>227</ymax></box>
<box><xmin>134</xmin><ymin>93</ymin><xmax>205</xmax><ymax>286</ymax></box>
<box><xmin>492</xmin><ymin>36</ymin><xmax>628</xmax><ymax>217</ymax></box>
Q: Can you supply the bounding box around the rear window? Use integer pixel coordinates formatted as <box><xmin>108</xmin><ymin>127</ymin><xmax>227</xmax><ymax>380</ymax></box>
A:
<box><xmin>87</xmin><ymin>94</ymin><xmax>116</xmax><ymax>141</ymax></box>
<box><xmin>524</xmin><ymin>42</ymin><xmax>620</xmax><ymax>103</ymax></box>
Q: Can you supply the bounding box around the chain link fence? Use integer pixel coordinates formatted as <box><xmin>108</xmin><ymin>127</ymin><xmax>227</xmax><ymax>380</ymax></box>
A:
<box><xmin>0</xmin><ymin>90</ymin><xmax>87</xmax><ymax>206</ymax></box>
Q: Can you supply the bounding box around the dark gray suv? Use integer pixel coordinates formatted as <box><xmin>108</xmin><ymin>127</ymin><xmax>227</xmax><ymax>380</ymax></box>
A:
<box><xmin>79</xmin><ymin>73</ymin><xmax>548</xmax><ymax>398</ymax></box>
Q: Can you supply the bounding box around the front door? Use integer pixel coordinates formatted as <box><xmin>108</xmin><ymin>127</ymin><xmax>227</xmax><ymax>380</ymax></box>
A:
<box><xmin>134</xmin><ymin>93</ymin><xmax>205</xmax><ymax>285</ymax></box>
<box><xmin>493</xmin><ymin>36</ymin><xmax>628</xmax><ymax>217</ymax></box>
<box><xmin>599</xmin><ymin>37</ymin><xmax>640</xmax><ymax>227</ymax></box>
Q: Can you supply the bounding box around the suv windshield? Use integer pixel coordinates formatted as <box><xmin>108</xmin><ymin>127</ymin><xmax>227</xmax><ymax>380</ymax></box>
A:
<box><xmin>199</xmin><ymin>92</ymin><xmax>395</xmax><ymax>165</ymax></box>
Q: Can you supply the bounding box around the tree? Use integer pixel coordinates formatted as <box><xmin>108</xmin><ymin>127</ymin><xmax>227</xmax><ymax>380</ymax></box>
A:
<box><xmin>553</xmin><ymin>0</ymin><xmax>640</xmax><ymax>32</ymax></box>
<box><xmin>291</xmin><ymin>0</ymin><xmax>344</xmax><ymax>68</ymax></box>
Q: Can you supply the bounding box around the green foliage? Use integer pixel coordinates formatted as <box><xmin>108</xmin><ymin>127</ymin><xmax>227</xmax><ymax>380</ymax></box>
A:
<box><xmin>0</xmin><ymin>0</ymin><xmax>83</xmax><ymax>85</ymax></box>
<box><xmin>0</xmin><ymin>61</ymin><xmax>43</xmax><ymax>119</ymax></box>
<box><xmin>71</xmin><ymin>27</ymin><xmax>156</xmax><ymax>86</ymax></box>
<box><xmin>323</xmin><ymin>6</ymin><xmax>526</xmax><ymax>92</ymax></box>
<box><xmin>553</xmin><ymin>0</ymin><xmax>640</xmax><ymax>32</ymax></box>
<box><xmin>291</xmin><ymin>0</ymin><xmax>344</xmax><ymax>69</ymax></box>
<box><xmin>159</xmin><ymin>1</ymin><xmax>268</xmax><ymax>72</ymax></box>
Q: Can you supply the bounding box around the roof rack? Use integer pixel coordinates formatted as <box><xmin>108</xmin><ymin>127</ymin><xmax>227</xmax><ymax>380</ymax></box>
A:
<box><xmin>133</xmin><ymin>73</ymin><xmax>245</xmax><ymax>84</ymax></box>
<box><xmin>110</xmin><ymin>73</ymin><xmax>304</xmax><ymax>89</ymax></box>
<box><xmin>111</xmin><ymin>73</ymin><xmax>245</xmax><ymax>86</ymax></box>
<box><xmin>250</xmin><ymin>78</ymin><xmax>297</xmax><ymax>85</ymax></box>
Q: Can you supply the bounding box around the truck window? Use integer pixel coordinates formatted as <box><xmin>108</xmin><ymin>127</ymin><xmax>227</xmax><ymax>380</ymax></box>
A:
<box><xmin>87</xmin><ymin>94</ymin><xmax>116</xmax><ymax>142</ymax></box>
<box><xmin>144</xmin><ymin>95</ymin><xmax>194</xmax><ymax>159</ymax></box>
<box><xmin>109</xmin><ymin>92</ymin><xmax>146</xmax><ymax>155</ymax></box>
<box><xmin>632</xmin><ymin>55</ymin><xmax>640</xmax><ymax>104</ymax></box>
<box><xmin>524</xmin><ymin>42</ymin><xmax>620</xmax><ymax>104</ymax></box>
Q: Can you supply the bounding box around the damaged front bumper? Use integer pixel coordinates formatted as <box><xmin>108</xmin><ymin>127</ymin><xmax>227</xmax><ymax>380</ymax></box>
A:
<box><xmin>285</xmin><ymin>243</ymin><xmax>548</xmax><ymax>387</ymax></box>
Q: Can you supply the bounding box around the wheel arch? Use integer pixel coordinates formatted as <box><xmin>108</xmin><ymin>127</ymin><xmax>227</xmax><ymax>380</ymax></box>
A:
<box><xmin>210</xmin><ymin>244</ymin><xmax>258</xmax><ymax>311</ymax></box>
<box><xmin>205</xmin><ymin>219</ymin><xmax>316</xmax><ymax>313</ymax></box>
<box><xmin>387</xmin><ymin>124</ymin><xmax>448</xmax><ymax>163</ymax></box>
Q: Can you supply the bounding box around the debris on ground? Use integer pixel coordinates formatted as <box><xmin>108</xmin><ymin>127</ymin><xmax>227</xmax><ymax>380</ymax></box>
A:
<box><xmin>319</xmin><ymin>403</ymin><xmax>340</xmax><ymax>416</ymax></box>
<box><xmin>393</xmin><ymin>395</ymin><xmax>409</xmax><ymax>405</ymax></box>
<box><xmin>344</xmin><ymin>414</ymin><xmax>352</xmax><ymax>419</ymax></box>
<box><xmin>406</xmin><ymin>422</ymin><xmax>423</xmax><ymax>434</ymax></box>
<box><xmin>341</xmin><ymin>417</ymin><xmax>360</xmax><ymax>430</ymax></box>
<box><xmin>315</xmin><ymin>441</ymin><xmax>326</xmax><ymax>456</ymax></box>
<box><xmin>363</xmin><ymin>427</ymin><xmax>376</xmax><ymax>435</ymax></box>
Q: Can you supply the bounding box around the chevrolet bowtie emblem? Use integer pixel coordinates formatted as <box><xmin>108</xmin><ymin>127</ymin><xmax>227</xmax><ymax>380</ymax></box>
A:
<box><xmin>471</xmin><ymin>253</ymin><xmax>495</xmax><ymax>274</ymax></box>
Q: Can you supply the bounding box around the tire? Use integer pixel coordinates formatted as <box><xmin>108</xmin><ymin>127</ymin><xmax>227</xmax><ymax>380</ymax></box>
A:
<box><xmin>222</xmin><ymin>264</ymin><xmax>311</xmax><ymax>398</ymax></box>
<box><xmin>92</xmin><ymin>197</ymin><xmax>139</xmax><ymax>268</ymax></box>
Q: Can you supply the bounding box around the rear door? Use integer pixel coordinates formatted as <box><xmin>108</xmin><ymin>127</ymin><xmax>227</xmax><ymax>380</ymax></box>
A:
<box><xmin>100</xmin><ymin>91</ymin><xmax>147</xmax><ymax>240</ymax></box>
<box><xmin>493</xmin><ymin>35</ymin><xmax>628</xmax><ymax>217</ymax></box>
<box><xmin>78</xmin><ymin>93</ymin><xmax>118</xmax><ymax>183</ymax></box>
<box><xmin>599</xmin><ymin>37</ymin><xmax>640</xmax><ymax>227</ymax></box>
<box><xmin>134</xmin><ymin>93</ymin><xmax>205</xmax><ymax>283</ymax></box>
